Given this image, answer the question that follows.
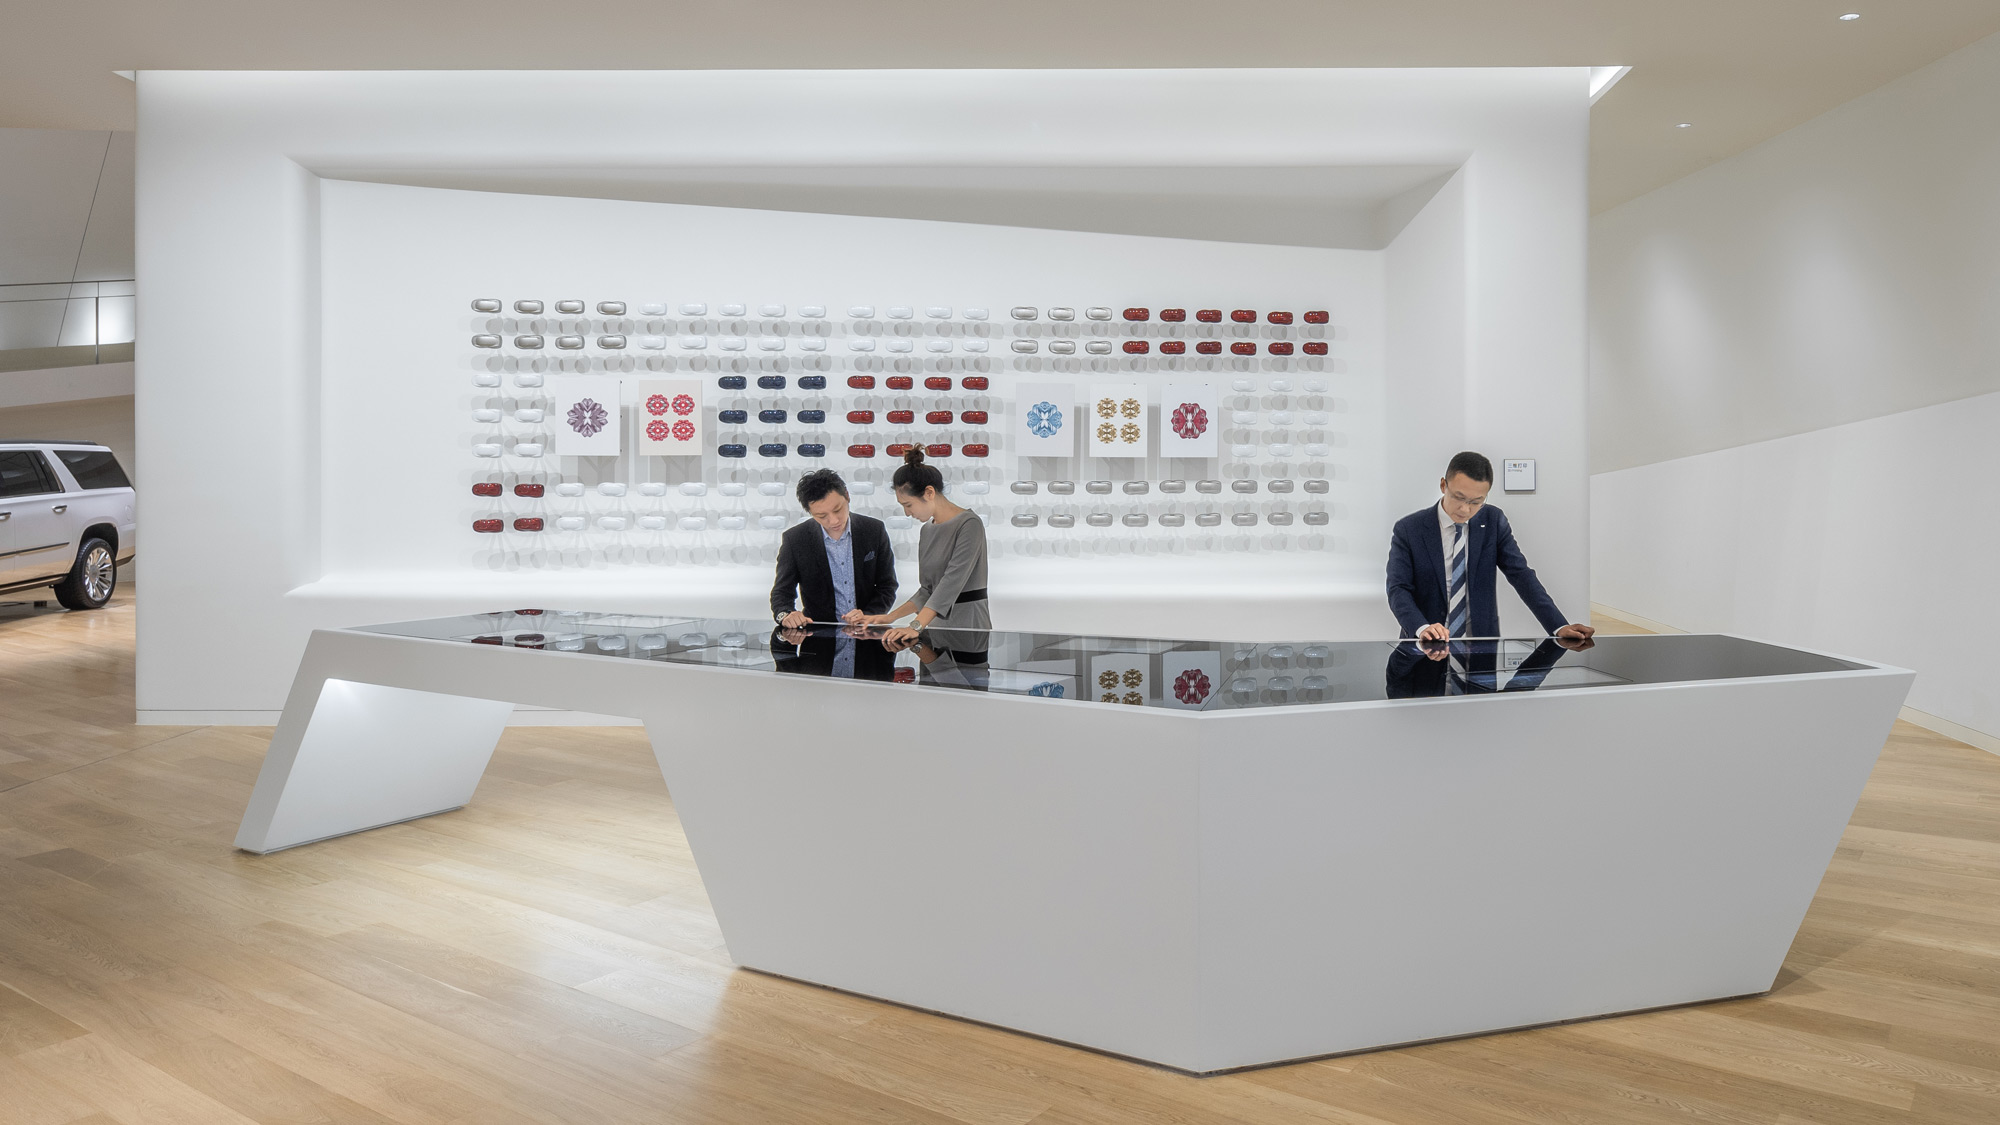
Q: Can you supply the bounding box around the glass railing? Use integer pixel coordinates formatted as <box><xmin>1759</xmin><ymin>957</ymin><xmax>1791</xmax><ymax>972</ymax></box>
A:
<box><xmin>0</xmin><ymin>280</ymin><xmax>135</xmax><ymax>372</ymax></box>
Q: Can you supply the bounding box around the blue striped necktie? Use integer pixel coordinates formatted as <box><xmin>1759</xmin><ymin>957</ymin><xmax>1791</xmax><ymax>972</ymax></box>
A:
<box><xmin>1447</xmin><ymin>522</ymin><xmax>1469</xmax><ymax>638</ymax></box>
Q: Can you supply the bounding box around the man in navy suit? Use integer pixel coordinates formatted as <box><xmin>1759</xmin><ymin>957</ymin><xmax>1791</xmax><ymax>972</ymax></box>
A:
<box><xmin>1385</xmin><ymin>451</ymin><xmax>1595</xmax><ymax>644</ymax></box>
<box><xmin>771</xmin><ymin>468</ymin><xmax>899</xmax><ymax>627</ymax></box>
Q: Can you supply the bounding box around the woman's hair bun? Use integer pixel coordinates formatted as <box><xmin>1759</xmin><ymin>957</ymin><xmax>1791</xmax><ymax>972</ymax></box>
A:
<box><xmin>903</xmin><ymin>446</ymin><xmax>926</xmax><ymax>467</ymax></box>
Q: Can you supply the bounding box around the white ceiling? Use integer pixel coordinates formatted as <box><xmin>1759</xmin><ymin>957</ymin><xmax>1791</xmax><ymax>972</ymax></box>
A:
<box><xmin>1</xmin><ymin>1</ymin><xmax>1996</xmax><ymax>212</ymax></box>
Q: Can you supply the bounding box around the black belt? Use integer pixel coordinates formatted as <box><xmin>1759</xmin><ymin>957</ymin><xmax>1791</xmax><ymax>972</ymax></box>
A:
<box><xmin>954</xmin><ymin>587</ymin><xmax>987</xmax><ymax>604</ymax></box>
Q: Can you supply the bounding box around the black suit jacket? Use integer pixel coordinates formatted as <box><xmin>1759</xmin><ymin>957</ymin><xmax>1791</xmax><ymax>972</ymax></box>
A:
<box><xmin>1385</xmin><ymin>638</ymin><xmax>1570</xmax><ymax>698</ymax></box>
<box><xmin>770</xmin><ymin>513</ymin><xmax>898</xmax><ymax>622</ymax></box>
<box><xmin>1385</xmin><ymin>503</ymin><xmax>1568</xmax><ymax>638</ymax></box>
<box><xmin>769</xmin><ymin>626</ymin><xmax>900</xmax><ymax>682</ymax></box>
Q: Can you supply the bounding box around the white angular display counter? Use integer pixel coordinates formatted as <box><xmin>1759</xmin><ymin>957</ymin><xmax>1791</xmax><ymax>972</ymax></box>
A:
<box><xmin>237</xmin><ymin>613</ymin><xmax>1911</xmax><ymax>1073</ymax></box>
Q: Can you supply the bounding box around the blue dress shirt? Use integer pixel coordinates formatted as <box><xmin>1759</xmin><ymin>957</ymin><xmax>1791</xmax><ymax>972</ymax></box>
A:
<box><xmin>822</xmin><ymin>523</ymin><xmax>857</xmax><ymax>621</ymax></box>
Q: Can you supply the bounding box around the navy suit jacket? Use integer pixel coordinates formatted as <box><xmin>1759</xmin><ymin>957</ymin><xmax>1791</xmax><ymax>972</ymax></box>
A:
<box><xmin>1385</xmin><ymin>503</ymin><xmax>1568</xmax><ymax>638</ymax></box>
<box><xmin>770</xmin><ymin>513</ymin><xmax>898</xmax><ymax>623</ymax></box>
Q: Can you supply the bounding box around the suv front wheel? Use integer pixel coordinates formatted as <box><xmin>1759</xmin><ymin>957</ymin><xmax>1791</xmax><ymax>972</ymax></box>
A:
<box><xmin>52</xmin><ymin>537</ymin><xmax>117</xmax><ymax>610</ymax></box>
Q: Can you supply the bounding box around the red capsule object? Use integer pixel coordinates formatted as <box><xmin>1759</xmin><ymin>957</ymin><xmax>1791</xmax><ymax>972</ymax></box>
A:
<box><xmin>1303</xmin><ymin>341</ymin><xmax>1328</xmax><ymax>356</ymax></box>
<box><xmin>847</xmin><ymin>375</ymin><xmax>876</xmax><ymax>389</ymax></box>
<box><xmin>473</xmin><ymin>518</ymin><xmax>503</xmax><ymax>533</ymax></box>
<box><xmin>925</xmin><ymin>443</ymin><xmax>952</xmax><ymax>457</ymax></box>
<box><xmin>1122</xmin><ymin>308</ymin><xmax>1150</xmax><ymax>322</ymax></box>
<box><xmin>514</xmin><ymin>633</ymin><xmax>545</xmax><ymax>648</ymax></box>
<box><xmin>926</xmin><ymin>410</ymin><xmax>954</xmax><ymax>425</ymax></box>
<box><xmin>886</xmin><ymin>375</ymin><xmax>914</xmax><ymax>390</ymax></box>
<box><xmin>924</xmin><ymin>376</ymin><xmax>952</xmax><ymax>390</ymax></box>
<box><xmin>1160</xmin><ymin>340</ymin><xmax>1186</xmax><ymax>356</ymax></box>
<box><xmin>1303</xmin><ymin>310</ymin><xmax>1329</xmax><ymax>324</ymax></box>
<box><xmin>886</xmin><ymin>443</ymin><xmax>915</xmax><ymax>457</ymax></box>
<box><xmin>894</xmin><ymin>667</ymin><xmax>917</xmax><ymax>683</ymax></box>
<box><xmin>964</xmin><ymin>443</ymin><xmax>990</xmax><ymax>457</ymax></box>
<box><xmin>1230</xmin><ymin>341</ymin><xmax>1257</xmax><ymax>356</ymax></box>
<box><xmin>847</xmin><ymin>444</ymin><xmax>876</xmax><ymax>457</ymax></box>
<box><xmin>1196</xmin><ymin>340</ymin><xmax>1223</xmax><ymax>355</ymax></box>
<box><xmin>1195</xmin><ymin>309</ymin><xmax>1223</xmax><ymax>323</ymax></box>
<box><xmin>960</xmin><ymin>410</ymin><xmax>989</xmax><ymax>425</ymax></box>
<box><xmin>847</xmin><ymin>409</ymin><xmax>876</xmax><ymax>424</ymax></box>
<box><xmin>1230</xmin><ymin>309</ymin><xmax>1257</xmax><ymax>323</ymax></box>
<box><xmin>514</xmin><ymin>609</ymin><xmax>544</xmax><ymax>615</ymax></box>
<box><xmin>472</xmin><ymin>635</ymin><xmax>503</xmax><ymax>645</ymax></box>
<box><xmin>1267</xmin><ymin>311</ymin><xmax>1294</xmax><ymax>325</ymax></box>
<box><xmin>962</xmin><ymin>375</ymin><xmax>989</xmax><ymax>390</ymax></box>
<box><xmin>513</xmin><ymin>517</ymin><xmax>545</xmax><ymax>532</ymax></box>
<box><xmin>887</xmin><ymin>409</ymin><xmax>915</xmax><ymax>425</ymax></box>
<box><xmin>472</xmin><ymin>482</ymin><xmax>502</xmax><ymax>497</ymax></box>
<box><xmin>1122</xmin><ymin>340</ymin><xmax>1150</xmax><ymax>355</ymax></box>
<box><xmin>513</xmin><ymin>483</ymin><xmax>544</xmax><ymax>498</ymax></box>
<box><xmin>1268</xmin><ymin>341</ymin><xmax>1294</xmax><ymax>356</ymax></box>
<box><xmin>1160</xmin><ymin>308</ymin><xmax>1187</xmax><ymax>322</ymax></box>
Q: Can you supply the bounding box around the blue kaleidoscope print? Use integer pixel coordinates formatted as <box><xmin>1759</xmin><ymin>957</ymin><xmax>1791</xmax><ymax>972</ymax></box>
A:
<box><xmin>1026</xmin><ymin>401</ymin><xmax>1064</xmax><ymax>438</ymax></box>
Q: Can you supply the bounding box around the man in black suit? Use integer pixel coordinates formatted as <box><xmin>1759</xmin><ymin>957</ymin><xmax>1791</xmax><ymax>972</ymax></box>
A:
<box><xmin>770</xmin><ymin>468</ymin><xmax>899</xmax><ymax>627</ymax></box>
<box><xmin>1385</xmin><ymin>451</ymin><xmax>1595</xmax><ymax>644</ymax></box>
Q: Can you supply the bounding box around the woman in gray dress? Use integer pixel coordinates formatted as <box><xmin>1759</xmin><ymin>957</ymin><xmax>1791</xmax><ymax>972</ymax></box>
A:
<box><xmin>864</xmin><ymin>447</ymin><xmax>991</xmax><ymax>647</ymax></box>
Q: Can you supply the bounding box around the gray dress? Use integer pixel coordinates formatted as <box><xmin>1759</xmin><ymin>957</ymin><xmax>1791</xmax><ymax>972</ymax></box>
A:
<box><xmin>911</xmin><ymin>509</ymin><xmax>991</xmax><ymax>631</ymax></box>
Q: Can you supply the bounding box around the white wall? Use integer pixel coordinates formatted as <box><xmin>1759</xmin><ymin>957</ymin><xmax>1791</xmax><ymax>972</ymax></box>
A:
<box><xmin>136</xmin><ymin>69</ymin><xmax>1591</xmax><ymax>721</ymax></box>
<box><xmin>0</xmin><ymin>128</ymin><xmax>133</xmax><ymax>285</ymax></box>
<box><xmin>1590</xmin><ymin>30</ymin><xmax>2000</xmax><ymax>743</ymax></box>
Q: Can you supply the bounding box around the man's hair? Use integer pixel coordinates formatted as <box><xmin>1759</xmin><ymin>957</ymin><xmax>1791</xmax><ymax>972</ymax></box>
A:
<box><xmin>1445</xmin><ymin>451</ymin><xmax>1494</xmax><ymax>484</ymax></box>
<box><xmin>795</xmin><ymin>468</ymin><xmax>848</xmax><ymax>510</ymax></box>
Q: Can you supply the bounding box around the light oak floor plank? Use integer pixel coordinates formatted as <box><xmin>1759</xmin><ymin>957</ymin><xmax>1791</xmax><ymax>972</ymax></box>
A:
<box><xmin>1</xmin><ymin>593</ymin><xmax>1997</xmax><ymax>1124</ymax></box>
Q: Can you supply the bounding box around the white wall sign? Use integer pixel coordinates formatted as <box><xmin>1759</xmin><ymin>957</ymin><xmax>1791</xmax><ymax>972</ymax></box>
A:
<box><xmin>1158</xmin><ymin>382</ymin><xmax>1219</xmax><ymax>459</ymax></box>
<box><xmin>1086</xmin><ymin>383</ymin><xmax>1148</xmax><ymax>457</ymax></box>
<box><xmin>550</xmin><ymin>377</ymin><xmax>622</xmax><ymax>456</ymax></box>
<box><xmin>1014</xmin><ymin>381</ymin><xmax>1075</xmax><ymax>457</ymax></box>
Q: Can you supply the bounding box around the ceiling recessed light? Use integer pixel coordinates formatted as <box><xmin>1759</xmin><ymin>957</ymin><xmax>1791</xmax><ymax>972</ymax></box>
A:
<box><xmin>1839</xmin><ymin>12</ymin><xmax>1861</xmax><ymax>19</ymax></box>
<box><xmin>1676</xmin><ymin>122</ymin><xmax>1694</xmax><ymax>128</ymax></box>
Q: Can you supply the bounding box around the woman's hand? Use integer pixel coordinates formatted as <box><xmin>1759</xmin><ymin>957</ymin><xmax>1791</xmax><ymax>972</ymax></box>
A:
<box><xmin>880</xmin><ymin>626</ymin><xmax>920</xmax><ymax>649</ymax></box>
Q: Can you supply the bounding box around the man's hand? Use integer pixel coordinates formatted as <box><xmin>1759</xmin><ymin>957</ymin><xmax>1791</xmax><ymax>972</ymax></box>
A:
<box><xmin>840</xmin><ymin>608</ymin><xmax>868</xmax><ymax>625</ymax></box>
<box><xmin>1555</xmin><ymin>623</ymin><xmax>1597</xmax><ymax>651</ymax></box>
<box><xmin>779</xmin><ymin>610</ymin><xmax>809</xmax><ymax>628</ymax></box>
<box><xmin>1417</xmin><ymin>639</ymin><xmax>1450</xmax><ymax>662</ymax></box>
<box><xmin>1416</xmin><ymin>622</ymin><xmax>1449</xmax><ymax>642</ymax></box>
<box><xmin>777</xmin><ymin>627</ymin><xmax>809</xmax><ymax>646</ymax></box>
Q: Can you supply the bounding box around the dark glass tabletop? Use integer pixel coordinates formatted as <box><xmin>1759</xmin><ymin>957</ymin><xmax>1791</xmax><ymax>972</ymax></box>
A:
<box><xmin>355</xmin><ymin>611</ymin><xmax>1870</xmax><ymax>712</ymax></box>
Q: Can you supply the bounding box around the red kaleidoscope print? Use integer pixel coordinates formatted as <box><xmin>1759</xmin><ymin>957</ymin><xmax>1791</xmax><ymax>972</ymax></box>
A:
<box><xmin>646</xmin><ymin>394</ymin><xmax>671</xmax><ymax>416</ymax></box>
<box><xmin>1173</xmin><ymin>667</ymin><xmax>1213</xmax><ymax>705</ymax></box>
<box><xmin>646</xmin><ymin>419</ymin><xmax>670</xmax><ymax>442</ymax></box>
<box><xmin>671</xmin><ymin>393</ymin><xmax>696</xmax><ymax>416</ymax></box>
<box><xmin>1170</xmin><ymin>402</ymin><xmax>1209</xmax><ymax>440</ymax></box>
<box><xmin>671</xmin><ymin>419</ymin><xmax>695</xmax><ymax>442</ymax></box>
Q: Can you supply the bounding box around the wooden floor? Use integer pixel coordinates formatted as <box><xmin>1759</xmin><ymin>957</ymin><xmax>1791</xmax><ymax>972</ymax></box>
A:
<box><xmin>3</xmin><ymin>593</ymin><xmax>1999</xmax><ymax>1125</ymax></box>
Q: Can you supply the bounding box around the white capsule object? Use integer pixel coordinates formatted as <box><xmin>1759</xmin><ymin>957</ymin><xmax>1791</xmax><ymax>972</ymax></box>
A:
<box><xmin>678</xmin><ymin>481</ymin><xmax>709</xmax><ymax>496</ymax></box>
<box><xmin>640</xmin><ymin>303</ymin><xmax>667</xmax><ymax>316</ymax></box>
<box><xmin>597</xmin><ymin>516</ymin><xmax>628</xmax><ymax>531</ymax></box>
<box><xmin>474</xmin><ymin>372</ymin><xmax>502</xmax><ymax>387</ymax></box>
<box><xmin>758</xmin><ymin>514</ymin><xmax>788</xmax><ymax>530</ymax></box>
<box><xmin>1084</xmin><ymin>340</ymin><xmax>1111</xmax><ymax>355</ymax></box>
<box><xmin>595</xmin><ymin>634</ymin><xmax>628</xmax><ymax>652</ymax></box>
<box><xmin>721</xmin><ymin>337</ymin><xmax>747</xmax><ymax>351</ymax></box>
<box><xmin>1011</xmin><ymin>339</ymin><xmax>1039</xmax><ymax>353</ymax></box>
<box><xmin>720</xmin><ymin>303</ymin><xmax>747</xmax><ymax>316</ymax></box>
<box><xmin>474</xmin><ymin>443</ymin><xmax>503</xmax><ymax>457</ymax></box>
<box><xmin>847</xmin><ymin>305</ymin><xmax>875</xmax><ymax>318</ymax></box>
<box><xmin>1232</xmin><ymin>411</ymin><xmax>1259</xmax><ymax>425</ymax></box>
<box><xmin>473</xmin><ymin>408</ymin><xmax>502</xmax><ymax>423</ymax></box>
<box><xmin>1049</xmin><ymin>340</ymin><xmax>1076</xmax><ymax>355</ymax></box>
<box><xmin>757</xmin><ymin>481</ymin><xmax>787</xmax><ymax>496</ymax></box>
<box><xmin>1048</xmin><ymin>307</ymin><xmax>1075</xmax><ymax>321</ymax></box>
<box><xmin>759</xmin><ymin>304</ymin><xmax>786</xmax><ymax>317</ymax></box>
<box><xmin>887</xmin><ymin>306</ymin><xmax>913</xmax><ymax>319</ymax></box>
<box><xmin>638</xmin><ymin>515</ymin><xmax>669</xmax><ymax>530</ymax></box>
<box><xmin>1232</xmin><ymin>443</ymin><xmax>1259</xmax><ymax>458</ymax></box>
<box><xmin>471</xmin><ymin>298</ymin><xmax>502</xmax><ymax>313</ymax></box>
<box><xmin>679</xmin><ymin>336</ymin><xmax>708</xmax><ymax>349</ymax></box>
<box><xmin>719</xmin><ymin>481</ymin><xmax>748</xmax><ymax>496</ymax></box>
<box><xmin>1304</xmin><ymin>443</ymin><xmax>1331</xmax><ymax>458</ymax></box>
<box><xmin>758</xmin><ymin>337</ymin><xmax>786</xmax><ymax>351</ymax></box>
<box><xmin>597</xmin><ymin>482</ymin><xmax>627</xmax><ymax>497</ymax></box>
<box><xmin>557</xmin><ymin>516</ymin><xmax>588</xmax><ymax>531</ymax></box>
<box><xmin>639</xmin><ymin>335</ymin><xmax>667</xmax><ymax>349</ymax></box>
<box><xmin>963</xmin><ymin>339</ymin><xmax>989</xmax><ymax>353</ymax></box>
<box><xmin>514</xmin><ymin>372</ymin><xmax>543</xmax><ymax>388</ymax></box>
<box><xmin>471</xmin><ymin>333</ymin><xmax>502</xmax><ymax>348</ymax></box>
<box><xmin>679</xmin><ymin>302</ymin><xmax>707</xmax><ymax>315</ymax></box>
<box><xmin>924</xmin><ymin>306</ymin><xmax>952</xmax><ymax>319</ymax></box>
<box><xmin>850</xmin><ymin>481</ymin><xmax>876</xmax><ymax>495</ymax></box>
<box><xmin>1269</xmin><ymin>379</ymin><xmax>1291</xmax><ymax>392</ymax></box>
<box><xmin>718</xmin><ymin>515</ymin><xmax>748</xmax><ymax>531</ymax></box>
<box><xmin>1303</xmin><ymin>412</ymin><xmax>1329</xmax><ymax>425</ymax></box>
<box><xmin>639</xmin><ymin>482</ymin><xmax>668</xmax><ymax>496</ymax></box>
<box><xmin>1010</xmin><ymin>306</ymin><xmax>1038</xmax><ymax>320</ymax></box>
<box><xmin>1085</xmin><ymin>307</ymin><xmax>1112</xmax><ymax>321</ymax></box>
<box><xmin>1268</xmin><ymin>444</ymin><xmax>1294</xmax><ymax>458</ymax></box>
<box><xmin>1269</xmin><ymin>410</ymin><xmax>1293</xmax><ymax>425</ymax></box>
<box><xmin>886</xmin><ymin>515</ymin><xmax>916</xmax><ymax>530</ymax></box>
<box><xmin>799</xmin><ymin>338</ymin><xmax>826</xmax><ymax>351</ymax></box>
<box><xmin>965</xmin><ymin>307</ymin><xmax>989</xmax><ymax>321</ymax></box>
<box><xmin>963</xmin><ymin>480</ymin><xmax>990</xmax><ymax>495</ymax></box>
<box><xmin>848</xmin><ymin>338</ymin><xmax>877</xmax><ymax>352</ymax></box>
<box><xmin>555</xmin><ymin>335</ymin><xmax>584</xmax><ymax>349</ymax></box>
<box><xmin>513</xmin><ymin>443</ymin><xmax>545</xmax><ymax>457</ymax></box>
<box><xmin>886</xmin><ymin>338</ymin><xmax>912</xmax><ymax>353</ymax></box>
<box><xmin>800</xmin><ymin>305</ymin><xmax>827</xmax><ymax>318</ymax></box>
<box><xmin>678</xmin><ymin>516</ymin><xmax>708</xmax><ymax>531</ymax></box>
<box><xmin>514</xmin><ymin>408</ymin><xmax>544</xmax><ymax>423</ymax></box>
<box><xmin>557</xmin><ymin>482</ymin><xmax>587</xmax><ymax>497</ymax></box>
<box><xmin>926</xmin><ymin>338</ymin><xmax>953</xmax><ymax>353</ymax></box>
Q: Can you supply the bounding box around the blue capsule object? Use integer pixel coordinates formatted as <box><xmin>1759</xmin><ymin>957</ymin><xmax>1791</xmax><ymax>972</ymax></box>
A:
<box><xmin>718</xmin><ymin>375</ymin><xmax>747</xmax><ymax>390</ymax></box>
<box><xmin>796</xmin><ymin>409</ymin><xmax>826</xmax><ymax>424</ymax></box>
<box><xmin>758</xmin><ymin>409</ymin><xmax>787</xmax><ymax>424</ymax></box>
<box><xmin>758</xmin><ymin>443</ymin><xmax>788</xmax><ymax>458</ymax></box>
<box><xmin>798</xmin><ymin>375</ymin><xmax>827</xmax><ymax>390</ymax></box>
<box><xmin>757</xmin><ymin>375</ymin><xmax>787</xmax><ymax>390</ymax></box>
<box><xmin>798</xmin><ymin>443</ymin><xmax>826</xmax><ymax>457</ymax></box>
<box><xmin>718</xmin><ymin>443</ymin><xmax>747</xmax><ymax>458</ymax></box>
<box><xmin>718</xmin><ymin>409</ymin><xmax>748</xmax><ymax>425</ymax></box>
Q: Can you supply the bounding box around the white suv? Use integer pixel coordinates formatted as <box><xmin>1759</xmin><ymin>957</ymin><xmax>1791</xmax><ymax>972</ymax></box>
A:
<box><xmin>0</xmin><ymin>441</ymin><xmax>137</xmax><ymax>610</ymax></box>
